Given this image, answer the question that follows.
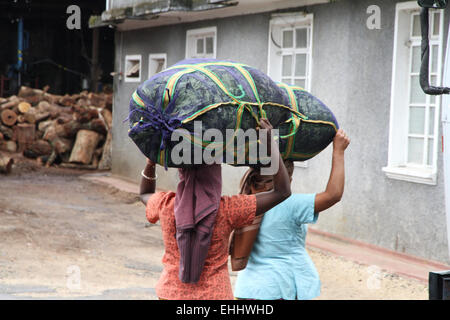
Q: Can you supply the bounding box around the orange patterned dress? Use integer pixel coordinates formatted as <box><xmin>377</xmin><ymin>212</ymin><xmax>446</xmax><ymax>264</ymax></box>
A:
<box><xmin>146</xmin><ymin>191</ymin><xmax>256</xmax><ymax>300</ymax></box>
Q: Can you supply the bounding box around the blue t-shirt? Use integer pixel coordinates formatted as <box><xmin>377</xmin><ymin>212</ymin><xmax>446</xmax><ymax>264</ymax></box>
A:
<box><xmin>234</xmin><ymin>194</ymin><xmax>320</xmax><ymax>300</ymax></box>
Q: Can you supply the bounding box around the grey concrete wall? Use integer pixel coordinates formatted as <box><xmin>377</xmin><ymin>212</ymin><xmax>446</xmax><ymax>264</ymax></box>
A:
<box><xmin>301</xmin><ymin>0</ymin><xmax>449</xmax><ymax>264</ymax></box>
<box><xmin>111</xmin><ymin>0</ymin><xmax>450</xmax><ymax>264</ymax></box>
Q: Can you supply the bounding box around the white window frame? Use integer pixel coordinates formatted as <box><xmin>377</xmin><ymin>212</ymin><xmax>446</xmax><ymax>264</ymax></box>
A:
<box><xmin>267</xmin><ymin>12</ymin><xmax>314</xmax><ymax>91</ymax></box>
<box><xmin>268</xmin><ymin>12</ymin><xmax>313</xmax><ymax>169</ymax></box>
<box><xmin>185</xmin><ymin>26</ymin><xmax>217</xmax><ymax>59</ymax></box>
<box><xmin>148</xmin><ymin>53</ymin><xmax>167</xmax><ymax>79</ymax></box>
<box><xmin>124</xmin><ymin>54</ymin><xmax>142</xmax><ymax>83</ymax></box>
<box><xmin>383</xmin><ymin>1</ymin><xmax>444</xmax><ymax>185</ymax></box>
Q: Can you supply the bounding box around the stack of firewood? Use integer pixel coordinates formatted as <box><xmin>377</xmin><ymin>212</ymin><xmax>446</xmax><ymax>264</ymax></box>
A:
<box><xmin>0</xmin><ymin>86</ymin><xmax>113</xmax><ymax>174</ymax></box>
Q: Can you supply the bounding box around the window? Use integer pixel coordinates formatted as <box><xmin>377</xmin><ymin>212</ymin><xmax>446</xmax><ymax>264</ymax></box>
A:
<box><xmin>383</xmin><ymin>1</ymin><xmax>444</xmax><ymax>185</ymax></box>
<box><xmin>268</xmin><ymin>13</ymin><xmax>313</xmax><ymax>90</ymax></box>
<box><xmin>186</xmin><ymin>27</ymin><xmax>217</xmax><ymax>59</ymax></box>
<box><xmin>124</xmin><ymin>54</ymin><xmax>141</xmax><ymax>83</ymax></box>
<box><xmin>268</xmin><ymin>13</ymin><xmax>313</xmax><ymax>168</ymax></box>
<box><xmin>148</xmin><ymin>53</ymin><xmax>167</xmax><ymax>78</ymax></box>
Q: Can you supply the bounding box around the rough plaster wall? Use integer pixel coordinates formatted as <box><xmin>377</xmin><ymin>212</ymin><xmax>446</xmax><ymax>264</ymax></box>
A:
<box><xmin>111</xmin><ymin>0</ymin><xmax>450</xmax><ymax>263</ymax></box>
<box><xmin>293</xmin><ymin>0</ymin><xmax>449</xmax><ymax>264</ymax></box>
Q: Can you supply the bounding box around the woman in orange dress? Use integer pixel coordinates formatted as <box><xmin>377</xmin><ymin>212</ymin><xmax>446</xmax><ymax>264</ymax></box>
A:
<box><xmin>139</xmin><ymin>119</ymin><xmax>291</xmax><ymax>300</ymax></box>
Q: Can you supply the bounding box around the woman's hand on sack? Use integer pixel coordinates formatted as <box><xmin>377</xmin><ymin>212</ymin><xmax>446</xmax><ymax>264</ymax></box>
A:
<box><xmin>258</xmin><ymin>118</ymin><xmax>273</xmax><ymax>131</ymax></box>
<box><xmin>258</xmin><ymin>118</ymin><xmax>273</xmax><ymax>143</ymax></box>
<box><xmin>258</xmin><ymin>118</ymin><xmax>276</xmax><ymax>157</ymax></box>
<box><xmin>146</xmin><ymin>158</ymin><xmax>156</xmax><ymax>167</ymax></box>
<box><xmin>256</xmin><ymin>118</ymin><xmax>274</xmax><ymax>156</ymax></box>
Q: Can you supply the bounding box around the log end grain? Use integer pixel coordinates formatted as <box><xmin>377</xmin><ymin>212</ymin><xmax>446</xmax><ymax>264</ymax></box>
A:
<box><xmin>18</xmin><ymin>102</ymin><xmax>32</xmax><ymax>114</ymax></box>
<box><xmin>1</xmin><ymin>109</ymin><xmax>18</xmax><ymax>126</ymax></box>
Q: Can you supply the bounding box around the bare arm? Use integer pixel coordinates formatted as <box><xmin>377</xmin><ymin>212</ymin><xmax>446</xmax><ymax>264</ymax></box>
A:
<box><xmin>139</xmin><ymin>159</ymin><xmax>156</xmax><ymax>205</ymax></box>
<box><xmin>314</xmin><ymin>129</ymin><xmax>350</xmax><ymax>213</ymax></box>
<box><xmin>254</xmin><ymin>119</ymin><xmax>292</xmax><ymax>216</ymax></box>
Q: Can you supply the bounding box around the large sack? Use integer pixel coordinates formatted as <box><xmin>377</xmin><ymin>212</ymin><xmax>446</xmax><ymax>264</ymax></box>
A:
<box><xmin>127</xmin><ymin>59</ymin><xmax>338</xmax><ymax>168</ymax></box>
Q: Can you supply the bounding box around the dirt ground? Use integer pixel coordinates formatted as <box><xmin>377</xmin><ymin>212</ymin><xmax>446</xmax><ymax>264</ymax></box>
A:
<box><xmin>0</xmin><ymin>157</ymin><xmax>428</xmax><ymax>300</ymax></box>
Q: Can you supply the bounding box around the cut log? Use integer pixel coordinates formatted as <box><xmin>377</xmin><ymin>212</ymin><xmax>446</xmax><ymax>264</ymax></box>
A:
<box><xmin>73</xmin><ymin>106</ymin><xmax>98</xmax><ymax>123</ymax></box>
<box><xmin>52</xmin><ymin>137</ymin><xmax>73</xmax><ymax>155</ymax></box>
<box><xmin>0</xmin><ymin>125</ymin><xmax>14</xmax><ymax>140</ymax></box>
<box><xmin>15</xmin><ymin>123</ymin><xmax>36</xmax><ymax>152</ymax></box>
<box><xmin>42</xmin><ymin>123</ymin><xmax>58</xmax><ymax>141</ymax></box>
<box><xmin>0</xmin><ymin>154</ymin><xmax>13</xmax><ymax>174</ymax></box>
<box><xmin>59</xmin><ymin>106</ymin><xmax>73</xmax><ymax>114</ymax></box>
<box><xmin>18</xmin><ymin>86</ymin><xmax>39</xmax><ymax>98</ymax></box>
<box><xmin>35</xmin><ymin>130</ymin><xmax>44</xmax><ymax>140</ymax></box>
<box><xmin>94</xmin><ymin>147</ymin><xmax>103</xmax><ymax>158</ymax></box>
<box><xmin>87</xmin><ymin>92</ymin><xmax>107</xmax><ymax>109</ymax></box>
<box><xmin>37</xmin><ymin>101</ymin><xmax>51</xmax><ymax>113</ymax></box>
<box><xmin>18</xmin><ymin>87</ymin><xmax>44</xmax><ymax>105</ymax></box>
<box><xmin>69</xmin><ymin>129</ymin><xmax>100</xmax><ymax>164</ymax></box>
<box><xmin>18</xmin><ymin>102</ymin><xmax>32</xmax><ymax>114</ymax></box>
<box><xmin>0</xmin><ymin>140</ymin><xmax>17</xmax><ymax>153</ymax></box>
<box><xmin>38</xmin><ymin>119</ymin><xmax>54</xmax><ymax>132</ymax></box>
<box><xmin>35</xmin><ymin>112</ymin><xmax>50</xmax><ymax>123</ymax></box>
<box><xmin>58</xmin><ymin>121</ymin><xmax>81</xmax><ymax>138</ymax></box>
<box><xmin>24</xmin><ymin>112</ymin><xmax>36</xmax><ymax>124</ymax></box>
<box><xmin>91</xmin><ymin>154</ymin><xmax>99</xmax><ymax>168</ymax></box>
<box><xmin>36</xmin><ymin>156</ymin><xmax>44</xmax><ymax>166</ymax></box>
<box><xmin>46</xmin><ymin>118</ymin><xmax>106</xmax><ymax>140</ymax></box>
<box><xmin>45</xmin><ymin>150</ymin><xmax>57</xmax><ymax>167</ymax></box>
<box><xmin>105</xmin><ymin>94</ymin><xmax>113</xmax><ymax>111</ymax></box>
<box><xmin>100</xmin><ymin>108</ymin><xmax>112</xmax><ymax>130</ymax></box>
<box><xmin>26</xmin><ymin>95</ymin><xmax>42</xmax><ymax>105</ymax></box>
<box><xmin>58</xmin><ymin>94</ymin><xmax>76</xmax><ymax>107</ymax></box>
<box><xmin>23</xmin><ymin>139</ymin><xmax>52</xmax><ymax>159</ymax></box>
<box><xmin>0</xmin><ymin>96</ymin><xmax>21</xmax><ymax>110</ymax></box>
<box><xmin>56</xmin><ymin>113</ymin><xmax>73</xmax><ymax>124</ymax></box>
<box><xmin>98</xmin><ymin>131</ymin><xmax>112</xmax><ymax>170</ymax></box>
<box><xmin>42</xmin><ymin>93</ymin><xmax>62</xmax><ymax>105</ymax></box>
<box><xmin>75</xmin><ymin>98</ymin><xmax>89</xmax><ymax>108</ymax></box>
<box><xmin>1</xmin><ymin>109</ymin><xmax>18</xmax><ymax>126</ymax></box>
<box><xmin>37</xmin><ymin>101</ymin><xmax>64</xmax><ymax>117</ymax></box>
<box><xmin>86</xmin><ymin>118</ymin><xmax>107</xmax><ymax>135</ymax></box>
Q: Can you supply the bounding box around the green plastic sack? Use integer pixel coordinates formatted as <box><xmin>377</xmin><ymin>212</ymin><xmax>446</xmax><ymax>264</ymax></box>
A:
<box><xmin>127</xmin><ymin>58</ymin><xmax>338</xmax><ymax>168</ymax></box>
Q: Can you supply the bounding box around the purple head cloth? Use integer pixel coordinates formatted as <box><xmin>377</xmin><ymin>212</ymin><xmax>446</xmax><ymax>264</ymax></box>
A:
<box><xmin>174</xmin><ymin>164</ymin><xmax>222</xmax><ymax>283</ymax></box>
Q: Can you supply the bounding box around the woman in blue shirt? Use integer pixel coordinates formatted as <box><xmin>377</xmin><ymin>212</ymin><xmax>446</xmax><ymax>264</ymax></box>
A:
<box><xmin>234</xmin><ymin>129</ymin><xmax>350</xmax><ymax>300</ymax></box>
